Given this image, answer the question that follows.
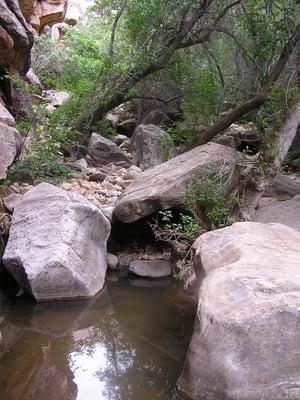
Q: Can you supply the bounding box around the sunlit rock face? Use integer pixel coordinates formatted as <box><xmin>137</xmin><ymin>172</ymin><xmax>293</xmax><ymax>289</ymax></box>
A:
<box><xmin>0</xmin><ymin>0</ymin><xmax>34</xmax><ymax>73</ymax></box>
<box><xmin>18</xmin><ymin>0</ymin><xmax>68</xmax><ymax>32</ymax></box>
<box><xmin>65</xmin><ymin>0</ymin><xmax>93</xmax><ymax>25</ymax></box>
<box><xmin>3</xmin><ymin>183</ymin><xmax>111</xmax><ymax>302</ymax></box>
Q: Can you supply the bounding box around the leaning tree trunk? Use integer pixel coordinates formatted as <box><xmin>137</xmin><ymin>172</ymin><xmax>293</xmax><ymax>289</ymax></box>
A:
<box><xmin>190</xmin><ymin>22</ymin><xmax>300</xmax><ymax>148</ymax></box>
<box><xmin>239</xmin><ymin>100</ymin><xmax>300</xmax><ymax>220</ymax></box>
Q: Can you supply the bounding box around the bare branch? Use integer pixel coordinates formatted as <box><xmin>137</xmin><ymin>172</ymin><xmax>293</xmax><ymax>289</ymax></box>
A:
<box><xmin>109</xmin><ymin>0</ymin><xmax>128</xmax><ymax>57</ymax></box>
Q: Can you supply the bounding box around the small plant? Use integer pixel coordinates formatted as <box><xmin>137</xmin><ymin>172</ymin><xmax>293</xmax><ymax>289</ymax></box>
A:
<box><xmin>166</xmin><ymin>124</ymin><xmax>199</xmax><ymax>146</ymax></box>
<box><xmin>94</xmin><ymin>119</ymin><xmax>116</xmax><ymax>138</ymax></box>
<box><xmin>183</xmin><ymin>167</ymin><xmax>236</xmax><ymax>230</ymax></box>
<box><xmin>150</xmin><ymin>210</ymin><xmax>202</xmax><ymax>258</ymax></box>
<box><xmin>160</xmin><ymin>133</ymin><xmax>175</xmax><ymax>162</ymax></box>
<box><xmin>6</xmin><ymin>155</ymin><xmax>74</xmax><ymax>184</ymax></box>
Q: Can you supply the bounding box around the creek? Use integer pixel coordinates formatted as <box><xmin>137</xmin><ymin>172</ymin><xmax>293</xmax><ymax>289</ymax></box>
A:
<box><xmin>0</xmin><ymin>273</ymin><xmax>195</xmax><ymax>400</ymax></box>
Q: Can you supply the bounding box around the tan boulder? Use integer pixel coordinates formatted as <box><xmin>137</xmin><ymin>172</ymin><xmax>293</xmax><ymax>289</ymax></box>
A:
<box><xmin>178</xmin><ymin>222</ymin><xmax>300</xmax><ymax>400</ymax></box>
<box><xmin>0</xmin><ymin>122</ymin><xmax>22</xmax><ymax>179</ymax></box>
<box><xmin>39</xmin><ymin>0</ymin><xmax>67</xmax><ymax>31</ymax></box>
<box><xmin>114</xmin><ymin>142</ymin><xmax>240</xmax><ymax>223</ymax></box>
<box><xmin>253</xmin><ymin>194</ymin><xmax>300</xmax><ymax>232</ymax></box>
<box><xmin>3</xmin><ymin>183</ymin><xmax>111</xmax><ymax>302</ymax></box>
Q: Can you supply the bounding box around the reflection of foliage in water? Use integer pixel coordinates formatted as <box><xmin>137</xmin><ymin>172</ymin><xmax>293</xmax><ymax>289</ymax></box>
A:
<box><xmin>97</xmin><ymin>314</ymin><xmax>175</xmax><ymax>400</ymax></box>
<box><xmin>72</xmin><ymin>312</ymin><xmax>176</xmax><ymax>400</ymax></box>
<box><xmin>0</xmin><ymin>280</ymin><xmax>194</xmax><ymax>400</ymax></box>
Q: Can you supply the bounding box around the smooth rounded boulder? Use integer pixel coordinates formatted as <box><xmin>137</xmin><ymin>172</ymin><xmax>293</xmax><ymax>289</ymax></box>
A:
<box><xmin>178</xmin><ymin>222</ymin><xmax>300</xmax><ymax>400</ymax></box>
<box><xmin>3</xmin><ymin>183</ymin><xmax>111</xmax><ymax>302</ymax></box>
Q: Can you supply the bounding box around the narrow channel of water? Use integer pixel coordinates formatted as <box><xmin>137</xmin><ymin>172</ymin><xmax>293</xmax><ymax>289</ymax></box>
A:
<box><xmin>0</xmin><ymin>274</ymin><xmax>195</xmax><ymax>400</ymax></box>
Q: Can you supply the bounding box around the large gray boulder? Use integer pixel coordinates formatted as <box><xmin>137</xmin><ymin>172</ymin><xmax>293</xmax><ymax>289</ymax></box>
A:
<box><xmin>253</xmin><ymin>194</ymin><xmax>300</xmax><ymax>232</ymax></box>
<box><xmin>3</xmin><ymin>183</ymin><xmax>111</xmax><ymax>302</ymax></box>
<box><xmin>132</xmin><ymin>124</ymin><xmax>175</xmax><ymax>170</ymax></box>
<box><xmin>0</xmin><ymin>122</ymin><xmax>22</xmax><ymax>179</ymax></box>
<box><xmin>114</xmin><ymin>142</ymin><xmax>240</xmax><ymax>223</ymax></box>
<box><xmin>86</xmin><ymin>132</ymin><xmax>131</xmax><ymax>167</ymax></box>
<box><xmin>178</xmin><ymin>222</ymin><xmax>300</xmax><ymax>400</ymax></box>
<box><xmin>263</xmin><ymin>174</ymin><xmax>300</xmax><ymax>200</ymax></box>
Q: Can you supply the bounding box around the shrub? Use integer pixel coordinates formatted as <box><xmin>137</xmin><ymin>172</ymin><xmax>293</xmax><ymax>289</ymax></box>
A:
<box><xmin>183</xmin><ymin>167</ymin><xmax>236</xmax><ymax>230</ymax></box>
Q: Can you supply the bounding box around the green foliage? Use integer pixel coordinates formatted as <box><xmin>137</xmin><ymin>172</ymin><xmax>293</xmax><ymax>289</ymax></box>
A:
<box><xmin>16</xmin><ymin>118</ymin><xmax>31</xmax><ymax>136</ymax></box>
<box><xmin>95</xmin><ymin>119</ymin><xmax>116</xmax><ymax>138</ymax></box>
<box><xmin>158</xmin><ymin>210</ymin><xmax>201</xmax><ymax>237</ymax></box>
<box><xmin>6</xmin><ymin>156</ymin><xmax>73</xmax><ymax>184</ymax></box>
<box><xmin>183</xmin><ymin>168</ymin><xmax>236</xmax><ymax>230</ymax></box>
<box><xmin>166</xmin><ymin>124</ymin><xmax>199</xmax><ymax>146</ymax></box>
<box><xmin>166</xmin><ymin>53</ymin><xmax>220</xmax><ymax>124</ymax></box>
<box><xmin>6</xmin><ymin>124</ymin><xmax>83</xmax><ymax>184</ymax></box>
<box><xmin>237</xmin><ymin>1</ymin><xmax>296</xmax><ymax>83</ymax></box>
<box><xmin>256</xmin><ymin>84</ymin><xmax>299</xmax><ymax>130</ymax></box>
<box><xmin>6</xmin><ymin>73</ymin><xmax>38</xmax><ymax>95</ymax></box>
<box><xmin>160</xmin><ymin>133</ymin><xmax>174</xmax><ymax>161</ymax></box>
<box><xmin>181</xmin><ymin>68</ymin><xmax>219</xmax><ymax>123</ymax></box>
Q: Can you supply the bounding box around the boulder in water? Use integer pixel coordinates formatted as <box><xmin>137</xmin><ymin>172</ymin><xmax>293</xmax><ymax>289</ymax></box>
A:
<box><xmin>3</xmin><ymin>183</ymin><xmax>111</xmax><ymax>302</ymax></box>
<box><xmin>178</xmin><ymin>222</ymin><xmax>300</xmax><ymax>400</ymax></box>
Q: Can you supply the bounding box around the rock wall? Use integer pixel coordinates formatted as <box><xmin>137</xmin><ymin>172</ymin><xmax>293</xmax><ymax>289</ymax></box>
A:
<box><xmin>19</xmin><ymin>0</ymin><xmax>68</xmax><ymax>33</ymax></box>
<box><xmin>0</xmin><ymin>0</ymin><xmax>34</xmax><ymax>74</ymax></box>
<box><xmin>0</xmin><ymin>0</ymin><xmax>68</xmax><ymax>75</ymax></box>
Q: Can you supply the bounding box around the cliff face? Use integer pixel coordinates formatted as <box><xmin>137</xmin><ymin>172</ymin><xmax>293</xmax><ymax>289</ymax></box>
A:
<box><xmin>19</xmin><ymin>0</ymin><xmax>68</xmax><ymax>33</ymax></box>
<box><xmin>0</xmin><ymin>0</ymin><xmax>68</xmax><ymax>75</ymax></box>
<box><xmin>0</xmin><ymin>0</ymin><xmax>34</xmax><ymax>74</ymax></box>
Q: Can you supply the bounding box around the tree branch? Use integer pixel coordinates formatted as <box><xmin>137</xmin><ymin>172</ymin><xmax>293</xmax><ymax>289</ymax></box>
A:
<box><xmin>76</xmin><ymin>0</ymin><xmax>215</xmax><ymax>128</ymax></box>
<box><xmin>190</xmin><ymin>23</ymin><xmax>300</xmax><ymax>147</ymax></box>
<box><xmin>109</xmin><ymin>0</ymin><xmax>127</xmax><ymax>57</ymax></box>
<box><xmin>178</xmin><ymin>0</ymin><xmax>241</xmax><ymax>49</ymax></box>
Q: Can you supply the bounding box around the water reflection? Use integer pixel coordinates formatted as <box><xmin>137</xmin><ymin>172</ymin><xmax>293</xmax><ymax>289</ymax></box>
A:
<box><xmin>0</xmin><ymin>276</ymin><xmax>195</xmax><ymax>400</ymax></box>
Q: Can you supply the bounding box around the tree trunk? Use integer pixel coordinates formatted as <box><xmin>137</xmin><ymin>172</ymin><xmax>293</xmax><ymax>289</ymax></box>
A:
<box><xmin>190</xmin><ymin>23</ymin><xmax>300</xmax><ymax>147</ymax></box>
<box><xmin>75</xmin><ymin>0</ymin><xmax>217</xmax><ymax>130</ymax></box>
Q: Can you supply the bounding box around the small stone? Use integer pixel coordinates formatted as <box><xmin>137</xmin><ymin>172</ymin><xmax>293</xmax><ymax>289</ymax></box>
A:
<box><xmin>3</xmin><ymin>193</ymin><xmax>23</xmax><ymax>213</ymax></box>
<box><xmin>111</xmin><ymin>134</ymin><xmax>128</xmax><ymax>145</ymax></box>
<box><xmin>123</xmin><ymin>171</ymin><xmax>139</xmax><ymax>180</ymax></box>
<box><xmin>89</xmin><ymin>172</ymin><xmax>107</xmax><ymax>182</ymax></box>
<box><xmin>118</xmin><ymin>254</ymin><xmax>134</xmax><ymax>268</ymax></box>
<box><xmin>129</xmin><ymin>260</ymin><xmax>173</xmax><ymax>278</ymax></box>
<box><xmin>102</xmin><ymin>182</ymin><xmax>114</xmax><ymax>190</ymax></box>
<box><xmin>129</xmin><ymin>165</ymin><xmax>142</xmax><ymax>173</ymax></box>
<box><xmin>73</xmin><ymin>158</ymin><xmax>88</xmax><ymax>171</ymax></box>
<box><xmin>107</xmin><ymin>253</ymin><xmax>118</xmax><ymax>270</ymax></box>
<box><xmin>104</xmin><ymin>190</ymin><xmax>118</xmax><ymax>198</ymax></box>
<box><xmin>119</xmin><ymin>180</ymin><xmax>133</xmax><ymax>189</ymax></box>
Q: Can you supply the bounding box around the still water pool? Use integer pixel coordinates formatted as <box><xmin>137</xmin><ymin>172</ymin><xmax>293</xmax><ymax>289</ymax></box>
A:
<box><xmin>0</xmin><ymin>275</ymin><xmax>195</xmax><ymax>400</ymax></box>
